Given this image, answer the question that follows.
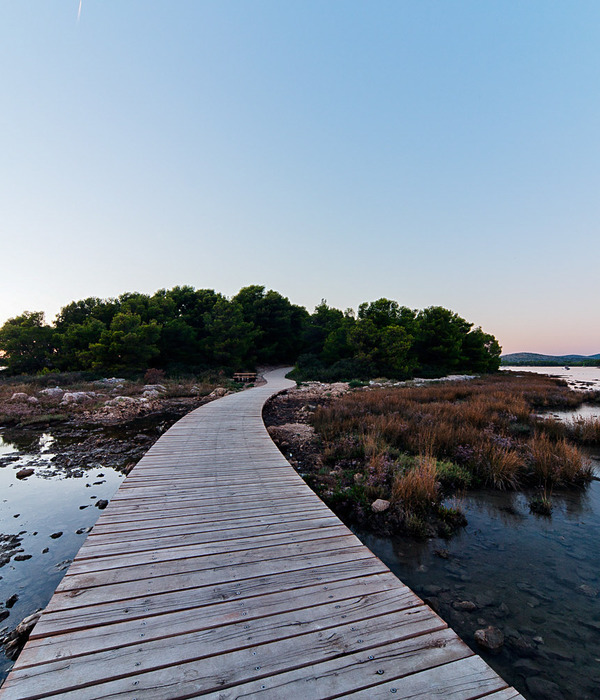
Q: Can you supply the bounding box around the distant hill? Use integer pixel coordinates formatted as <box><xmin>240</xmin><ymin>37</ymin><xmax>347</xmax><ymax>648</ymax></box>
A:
<box><xmin>501</xmin><ymin>352</ymin><xmax>600</xmax><ymax>365</ymax></box>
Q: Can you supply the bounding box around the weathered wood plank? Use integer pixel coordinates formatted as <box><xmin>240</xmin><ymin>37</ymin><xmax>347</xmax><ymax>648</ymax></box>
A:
<box><xmin>33</xmin><ymin>559</ymin><xmax>392</xmax><ymax>638</ymax></box>
<box><xmin>66</xmin><ymin>524</ymin><xmax>351</xmax><ymax>573</ymax></box>
<box><xmin>44</xmin><ymin>545</ymin><xmax>375</xmax><ymax>610</ymax></box>
<box><xmin>201</xmin><ymin>628</ymin><xmax>472</xmax><ymax>700</ymax></box>
<box><xmin>340</xmin><ymin>655</ymin><xmax>508</xmax><ymax>698</ymax></box>
<box><xmin>3</xmin><ymin>605</ymin><xmax>447</xmax><ymax>699</ymax></box>
<box><xmin>19</xmin><ymin>574</ymin><xmax>419</xmax><ymax>665</ymax></box>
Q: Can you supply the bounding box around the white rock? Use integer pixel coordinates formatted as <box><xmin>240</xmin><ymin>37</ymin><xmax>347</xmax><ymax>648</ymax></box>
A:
<box><xmin>10</xmin><ymin>393</ymin><xmax>29</xmax><ymax>402</ymax></box>
<box><xmin>39</xmin><ymin>387</ymin><xmax>64</xmax><ymax>398</ymax></box>
<box><xmin>27</xmin><ymin>396</ymin><xmax>39</xmax><ymax>404</ymax></box>
<box><xmin>371</xmin><ymin>499</ymin><xmax>391</xmax><ymax>513</ymax></box>
<box><xmin>94</xmin><ymin>377</ymin><xmax>126</xmax><ymax>386</ymax></box>
<box><xmin>61</xmin><ymin>392</ymin><xmax>95</xmax><ymax>405</ymax></box>
<box><xmin>105</xmin><ymin>396</ymin><xmax>137</xmax><ymax>406</ymax></box>
<box><xmin>142</xmin><ymin>389</ymin><xmax>160</xmax><ymax>399</ymax></box>
<box><xmin>143</xmin><ymin>384</ymin><xmax>166</xmax><ymax>393</ymax></box>
<box><xmin>210</xmin><ymin>387</ymin><xmax>228</xmax><ymax>397</ymax></box>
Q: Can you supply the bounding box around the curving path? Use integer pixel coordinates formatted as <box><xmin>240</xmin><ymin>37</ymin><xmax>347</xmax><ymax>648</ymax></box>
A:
<box><xmin>0</xmin><ymin>368</ymin><xmax>523</xmax><ymax>699</ymax></box>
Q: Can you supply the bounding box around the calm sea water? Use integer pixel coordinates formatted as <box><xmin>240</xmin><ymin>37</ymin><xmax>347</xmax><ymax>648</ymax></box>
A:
<box><xmin>502</xmin><ymin>364</ymin><xmax>600</xmax><ymax>391</ymax></box>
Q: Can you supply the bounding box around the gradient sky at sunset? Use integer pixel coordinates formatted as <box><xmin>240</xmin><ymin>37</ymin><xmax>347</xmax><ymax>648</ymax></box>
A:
<box><xmin>1</xmin><ymin>1</ymin><xmax>599</xmax><ymax>355</ymax></box>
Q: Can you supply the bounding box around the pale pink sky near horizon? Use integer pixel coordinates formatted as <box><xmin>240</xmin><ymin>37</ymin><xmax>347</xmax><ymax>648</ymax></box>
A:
<box><xmin>1</xmin><ymin>2</ymin><xmax>599</xmax><ymax>357</ymax></box>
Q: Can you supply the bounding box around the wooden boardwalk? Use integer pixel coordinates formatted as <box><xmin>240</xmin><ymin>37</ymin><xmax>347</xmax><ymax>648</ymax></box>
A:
<box><xmin>0</xmin><ymin>368</ymin><xmax>524</xmax><ymax>699</ymax></box>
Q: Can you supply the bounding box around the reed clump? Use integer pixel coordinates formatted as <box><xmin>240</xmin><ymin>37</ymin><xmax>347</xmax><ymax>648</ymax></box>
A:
<box><xmin>391</xmin><ymin>455</ymin><xmax>439</xmax><ymax>513</ymax></box>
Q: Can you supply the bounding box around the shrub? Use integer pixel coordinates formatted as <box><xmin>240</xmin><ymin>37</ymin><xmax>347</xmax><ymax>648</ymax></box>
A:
<box><xmin>144</xmin><ymin>368</ymin><xmax>166</xmax><ymax>384</ymax></box>
<box><xmin>436</xmin><ymin>460</ymin><xmax>473</xmax><ymax>490</ymax></box>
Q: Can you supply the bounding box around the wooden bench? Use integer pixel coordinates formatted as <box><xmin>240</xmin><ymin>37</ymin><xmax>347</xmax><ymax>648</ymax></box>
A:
<box><xmin>232</xmin><ymin>372</ymin><xmax>257</xmax><ymax>382</ymax></box>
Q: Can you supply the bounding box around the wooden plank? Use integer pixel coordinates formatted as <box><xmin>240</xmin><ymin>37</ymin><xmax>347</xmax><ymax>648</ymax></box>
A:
<box><xmin>94</xmin><ymin>494</ymin><xmax>322</xmax><ymax>523</ymax></box>
<box><xmin>66</xmin><ymin>523</ymin><xmax>351</xmax><ymax>573</ymax></box>
<box><xmin>340</xmin><ymin>655</ymin><xmax>508</xmax><ymax>698</ymax></box>
<box><xmin>88</xmin><ymin>504</ymin><xmax>328</xmax><ymax>533</ymax></box>
<box><xmin>2</xmin><ymin>605</ymin><xmax>447</xmax><ymax>699</ymax></box>
<box><xmin>200</xmin><ymin>628</ymin><xmax>472</xmax><ymax>700</ymax></box>
<box><xmin>44</xmin><ymin>545</ymin><xmax>376</xmax><ymax>610</ymax></box>
<box><xmin>56</xmin><ymin>536</ymin><xmax>365</xmax><ymax>592</ymax></box>
<box><xmin>76</xmin><ymin>514</ymin><xmax>342</xmax><ymax>555</ymax></box>
<box><xmin>33</xmin><ymin>559</ymin><xmax>391</xmax><ymax>637</ymax></box>
<box><xmin>20</xmin><ymin>574</ymin><xmax>418</xmax><ymax>665</ymax></box>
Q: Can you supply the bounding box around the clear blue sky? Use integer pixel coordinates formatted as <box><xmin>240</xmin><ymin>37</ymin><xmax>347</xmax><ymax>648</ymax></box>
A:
<box><xmin>1</xmin><ymin>1</ymin><xmax>599</xmax><ymax>354</ymax></box>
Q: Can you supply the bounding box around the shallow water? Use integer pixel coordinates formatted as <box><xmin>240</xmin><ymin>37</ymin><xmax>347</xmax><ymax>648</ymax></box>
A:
<box><xmin>502</xmin><ymin>365</ymin><xmax>600</xmax><ymax>392</ymax></box>
<box><xmin>357</xmin><ymin>481</ymin><xmax>600</xmax><ymax>699</ymax></box>
<box><xmin>0</xmin><ymin>430</ymin><xmax>124</xmax><ymax>681</ymax></box>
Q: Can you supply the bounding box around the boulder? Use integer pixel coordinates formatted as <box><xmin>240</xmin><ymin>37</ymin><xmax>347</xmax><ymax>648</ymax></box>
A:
<box><xmin>452</xmin><ymin>600</ymin><xmax>478</xmax><ymax>611</ymax></box>
<box><xmin>143</xmin><ymin>384</ymin><xmax>166</xmax><ymax>392</ymax></box>
<box><xmin>474</xmin><ymin>626</ymin><xmax>504</xmax><ymax>651</ymax></box>
<box><xmin>27</xmin><ymin>396</ymin><xmax>39</xmax><ymax>404</ymax></box>
<box><xmin>10</xmin><ymin>393</ymin><xmax>29</xmax><ymax>402</ymax></box>
<box><xmin>39</xmin><ymin>387</ymin><xmax>64</xmax><ymax>398</ymax></box>
<box><xmin>142</xmin><ymin>389</ymin><xmax>160</xmax><ymax>399</ymax></box>
<box><xmin>95</xmin><ymin>499</ymin><xmax>109</xmax><ymax>510</ymax></box>
<box><xmin>105</xmin><ymin>396</ymin><xmax>137</xmax><ymax>406</ymax></box>
<box><xmin>371</xmin><ymin>499</ymin><xmax>390</xmax><ymax>513</ymax></box>
<box><xmin>61</xmin><ymin>392</ymin><xmax>95</xmax><ymax>405</ymax></box>
<box><xmin>94</xmin><ymin>377</ymin><xmax>126</xmax><ymax>386</ymax></box>
<box><xmin>1</xmin><ymin>610</ymin><xmax>42</xmax><ymax>660</ymax></box>
<box><xmin>210</xmin><ymin>387</ymin><xmax>228</xmax><ymax>397</ymax></box>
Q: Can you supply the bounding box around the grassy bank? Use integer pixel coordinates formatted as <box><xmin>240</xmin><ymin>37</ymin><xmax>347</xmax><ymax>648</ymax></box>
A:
<box><xmin>294</xmin><ymin>373</ymin><xmax>598</xmax><ymax>537</ymax></box>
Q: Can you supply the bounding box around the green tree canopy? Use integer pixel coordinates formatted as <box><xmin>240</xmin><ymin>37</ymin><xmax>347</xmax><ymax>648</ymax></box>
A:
<box><xmin>0</xmin><ymin>311</ymin><xmax>56</xmax><ymax>374</ymax></box>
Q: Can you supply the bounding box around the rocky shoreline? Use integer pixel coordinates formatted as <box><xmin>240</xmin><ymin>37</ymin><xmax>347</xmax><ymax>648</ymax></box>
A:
<box><xmin>0</xmin><ymin>375</ymin><xmax>247</xmax><ymax>667</ymax></box>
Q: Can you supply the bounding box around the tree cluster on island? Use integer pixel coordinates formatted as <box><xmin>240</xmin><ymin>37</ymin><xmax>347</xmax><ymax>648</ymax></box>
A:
<box><xmin>0</xmin><ymin>285</ymin><xmax>501</xmax><ymax>379</ymax></box>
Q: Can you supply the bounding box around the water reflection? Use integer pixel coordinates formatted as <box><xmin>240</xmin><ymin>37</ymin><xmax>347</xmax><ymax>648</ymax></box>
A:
<box><xmin>0</xmin><ymin>428</ymin><xmax>126</xmax><ymax>683</ymax></box>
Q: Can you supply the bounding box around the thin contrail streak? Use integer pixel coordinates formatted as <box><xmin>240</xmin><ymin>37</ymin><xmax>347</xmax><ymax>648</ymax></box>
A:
<box><xmin>77</xmin><ymin>0</ymin><xmax>82</xmax><ymax>22</ymax></box>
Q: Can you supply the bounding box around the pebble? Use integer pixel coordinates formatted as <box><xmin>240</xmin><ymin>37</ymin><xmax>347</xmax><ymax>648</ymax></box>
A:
<box><xmin>452</xmin><ymin>600</ymin><xmax>478</xmax><ymax>611</ymax></box>
<box><xmin>474</xmin><ymin>625</ymin><xmax>504</xmax><ymax>651</ymax></box>
<box><xmin>16</xmin><ymin>468</ymin><xmax>34</xmax><ymax>480</ymax></box>
<box><xmin>50</xmin><ymin>532</ymin><xmax>63</xmax><ymax>539</ymax></box>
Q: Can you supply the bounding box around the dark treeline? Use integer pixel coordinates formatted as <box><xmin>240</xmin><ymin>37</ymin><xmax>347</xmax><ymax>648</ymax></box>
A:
<box><xmin>0</xmin><ymin>285</ymin><xmax>501</xmax><ymax>379</ymax></box>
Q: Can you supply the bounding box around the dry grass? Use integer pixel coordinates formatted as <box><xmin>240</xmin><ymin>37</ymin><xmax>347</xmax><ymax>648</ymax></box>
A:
<box><xmin>567</xmin><ymin>416</ymin><xmax>600</xmax><ymax>444</ymax></box>
<box><xmin>311</xmin><ymin>372</ymin><xmax>595</xmax><ymax>495</ymax></box>
<box><xmin>392</xmin><ymin>455</ymin><xmax>439</xmax><ymax>513</ymax></box>
<box><xmin>528</xmin><ymin>432</ymin><xmax>591</xmax><ymax>486</ymax></box>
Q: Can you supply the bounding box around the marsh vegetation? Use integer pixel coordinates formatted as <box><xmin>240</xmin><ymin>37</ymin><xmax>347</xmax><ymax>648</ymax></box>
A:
<box><xmin>281</xmin><ymin>373</ymin><xmax>599</xmax><ymax>538</ymax></box>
